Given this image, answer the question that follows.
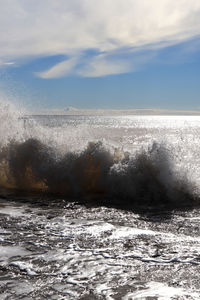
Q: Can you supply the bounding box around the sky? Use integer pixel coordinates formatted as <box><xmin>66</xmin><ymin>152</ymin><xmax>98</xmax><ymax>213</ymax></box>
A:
<box><xmin>0</xmin><ymin>0</ymin><xmax>200</xmax><ymax>111</ymax></box>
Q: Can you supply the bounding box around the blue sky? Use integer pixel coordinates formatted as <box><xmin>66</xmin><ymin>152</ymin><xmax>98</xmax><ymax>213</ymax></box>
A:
<box><xmin>0</xmin><ymin>0</ymin><xmax>200</xmax><ymax>111</ymax></box>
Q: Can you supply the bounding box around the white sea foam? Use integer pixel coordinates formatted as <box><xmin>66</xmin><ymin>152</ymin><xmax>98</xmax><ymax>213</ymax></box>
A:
<box><xmin>122</xmin><ymin>281</ymin><xmax>200</xmax><ymax>299</ymax></box>
<box><xmin>0</xmin><ymin>246</ymin><xmax>30</xmax><ymax>262</ymax></box>
<box><xmin>0</xmin><ymin>204</ymin><xmax>26</xmax><ymax>217</ymax></box>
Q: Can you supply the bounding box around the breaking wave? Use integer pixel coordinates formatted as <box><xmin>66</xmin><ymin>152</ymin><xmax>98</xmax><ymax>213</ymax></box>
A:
<box><xmin>0</xmin><ymin>99</ymin><xmax>198</xmax><ymax>207</ymax></box>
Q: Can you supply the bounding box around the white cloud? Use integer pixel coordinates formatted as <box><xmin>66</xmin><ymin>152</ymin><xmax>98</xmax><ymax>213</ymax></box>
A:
<box><xmin>77</xmin><ymin>55</ymin><xmax>131</xmax><ymax>77</ymax></box>
<box><xmin>36</xmin><ymin>57</ymin><xmax>77</xmax><ymax>79</ymax></box>
<box><xmin>0</xmin><ymin>0</ymin><xmax>200</xmax><ymax>77</ymax></box>
<box><xmin>77</xmin><ymin>52</ymin><xmax>153</xmax><ymax>77</ymax></box>
<box><xmin>0</xmin><ymin>61</ymin><xmax>15</xmax><ymax>67</ymax></box>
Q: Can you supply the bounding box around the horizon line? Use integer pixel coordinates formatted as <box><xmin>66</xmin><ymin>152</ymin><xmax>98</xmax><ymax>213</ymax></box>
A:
<box><xmin>29</xmin><ymin>107</ymin><xmax>200</xmax><ymax>116</ymax></box>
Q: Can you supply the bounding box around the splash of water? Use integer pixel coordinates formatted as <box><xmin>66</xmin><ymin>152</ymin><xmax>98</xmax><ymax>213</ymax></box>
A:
<box><xmin>0</xmin><ymin>99</ymin><xmax>198</xmax><ymax>207</ymax></box>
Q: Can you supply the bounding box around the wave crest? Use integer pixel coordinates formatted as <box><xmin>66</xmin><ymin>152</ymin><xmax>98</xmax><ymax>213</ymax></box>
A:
<box><xmin>0</xmin><ymin>138</ymin><xmax>197</xmax><ymax>207</ymax></box>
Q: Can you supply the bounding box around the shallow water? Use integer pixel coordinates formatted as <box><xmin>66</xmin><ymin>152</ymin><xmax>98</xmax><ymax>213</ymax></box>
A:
<box><xmin>1</xmin><ymin>197</ymin><xmax>200</xmax><ymax>299</ymax></box>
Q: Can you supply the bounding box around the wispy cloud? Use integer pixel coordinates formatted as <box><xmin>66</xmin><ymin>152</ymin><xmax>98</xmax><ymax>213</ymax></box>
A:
<box><xmin>2</xmin><ymin>62</ymin><xmax>15</xmax><ymax>66</ymax></box>
<box><xmin>36</xmin><ymin>57</ymin><xmax>78</xmax><ymax>79</ymax></box>
<box><xmin>0</xmin><ymin>61</ymin><xmax>15</xmax><ymax>66</ymax></box>
<box><xmin>0</xmin><ymin>0</ymin><xmax>200</xmax><ymax>77</ymax></box>
<box><xmin>77</xmin><ymin>54</ymin><xmax>132</xmax><ymax>77</ymax></box>
<box><xmin>76</xmin><ymin>52</ymin><xmax>154</xmax><ymax>77</ymax></box>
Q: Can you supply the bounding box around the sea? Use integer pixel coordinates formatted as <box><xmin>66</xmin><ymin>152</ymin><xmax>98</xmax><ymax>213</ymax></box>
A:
<box><xmin>1</xmin><ymin>101</ymin><xmax>200</xmax><ymax>299</ymax></box>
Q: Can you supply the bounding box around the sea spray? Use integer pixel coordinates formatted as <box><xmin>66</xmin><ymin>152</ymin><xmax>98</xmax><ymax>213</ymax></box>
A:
<box><xmin>0</xmin><ymin>99</ymin><xmax>25</xmax><ymax>146</ymax></box>
<box><xmin>108</xmin><ymin>142</ymin><xmax>196</xmax><ymax>206</ymax></box>
<box><xmin>0</xmin><ymin>137</ymin><xmax>197</xmax><ymax>207</ymax></box>
<box><xmin>0</xmin><ymin>99</ymin><xmax>198</xmax><ymax>207</ymax></box>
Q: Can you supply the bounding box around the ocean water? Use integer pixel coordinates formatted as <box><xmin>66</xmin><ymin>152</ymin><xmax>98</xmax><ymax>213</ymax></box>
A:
<box><xmin>1</xmin><ymin>100</ymin><xmax>200</xmax><ymax>299</ymax></box>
